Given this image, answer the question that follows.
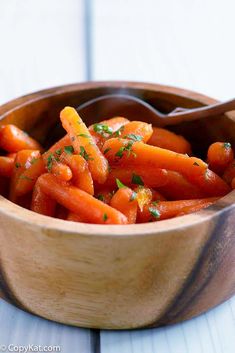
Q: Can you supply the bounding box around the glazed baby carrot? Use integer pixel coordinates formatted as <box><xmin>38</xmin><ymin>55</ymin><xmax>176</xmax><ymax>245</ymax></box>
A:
<box><xmin>99</xmin><ymin>167</ymin><xmax>168</xmax><ymax>190</ymax></box>
<box><xmin>60</xmin><ymin>107</ymin><xmax>109</xmax><ymax>184</ymax></box>
<box><xmin>50</xmin><ymin>161</ymin><xmax>73</xmax><ymax>182</ymax></box>
<box><xmin>176</xmin><ymin>200</ymin><xmax>217</xmax><ymax>216</ymax></box>
<box><xmin>31</xmin><ymin>181</ymin><xmax>56</xmax><ymax>217</ymax></box>
<box><xmin>147</xmin><ymin>127</ymin><xmax>192</xmax><ymax>154</ymax></box>
<box><xmin>0</xmin><ymin>156</ymin><xmax>14</xmax><ymax>177</ymax></box>
<box><xmin>110</xmin><ymin>186</ymin><xmax>138</xmax><ymax>224</ymax></box>
<box><xmin>158</xmin><ymin>171</ymin><xmax>205</xmax><ymax>200</ymax></box>
<box><xmin>0</xmin><ymin>124</ymin><xmax>42</xmax><ymax>152</ymax></box>
<box><xmin>102</xmin><ymin>138</ymin><xmax>207</xmax><ymax>178</ymax></box>
<box><xmin>37</xmin><ymin>173</ymin><xmax>128</xmax><ymax>224</ymax></box>
<box><xmin>207</xmin><ymin>142</ymin><xmax>234</xmax><ymax>174</ymax></box>
<box><xmin>116</xmin><ymin>121</ymin><xmax>153</xmax><ymax>143</ymax></box>
<box><xmin>43</xmin><ymin>134</ymin><xmax>71</xmax><ymax>162</ymax></box>
<box><xmin>89</xmin><ymin>117</ymin><xmax>129</xmax><ymax>147</ymax></box>
<box><xmin>138</xmin><ymin>198</ymin><xmax>219</xmax><ymax>222</ymax></box>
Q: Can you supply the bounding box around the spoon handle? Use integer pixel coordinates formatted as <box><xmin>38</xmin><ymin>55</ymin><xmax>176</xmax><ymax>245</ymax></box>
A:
<box><xmin>161</xmin><ymin>98</ymin><xmax>235</xmax><ymax>126</ymax></box>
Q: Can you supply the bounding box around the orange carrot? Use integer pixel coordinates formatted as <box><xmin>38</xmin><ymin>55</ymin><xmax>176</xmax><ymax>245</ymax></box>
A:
<box><xmin>158</xmin><ymin>171</ymin><xmax>205</xmax><ymax>200</ymax></box>
<box><xmin>60</xmin><ymin>107</ymin><xmax>109</xmax><ymax>184</ymax></box>
<box><xmin>31</xmin><ymin>181</ymin><xmax>56</xmax><ymax>217</ymax></box>
<box><xmin>10</xmin><ymin>150</ymin><xmax>45</xmax><ymax>200</ymax></box>
<box><xmin>148</xmin><ymin>127</ymin><xmax>192</xmax><ymax>154</ymax></box>
<box><xmin>110</xmin><ymin>187</ymin><xmax>138</xmax><ymax>224</ymax></box>
<box><xmin>223</xmin><ymin>160</ymin><xmax>235</xmax><ymax>185</ymax></box>
<box><xmin>117</xmin><ymin>121</ymin><xmax>153</xmax><ymax>143</ymax></box>
<box><xmin>138</xmin><ymin>198</ymin><xmax>219</xmax><ymax>222</ymax></box>
<box><xmin>7</xmin><ymin>152</ymin><xmax>16</xmax><ymax>159</ymax></box>
<box><xmin>43</xmin><ymin>134</ymin><xmax>71</xmax><ymax>162</ymax></box>
<box><xmin>187</xmin><ymin>169</ymin><xmax>230</xmax><ymax>197</ymax></box>
<box><xmin>176</xmin><ymin>200</ymin><xmax>217</xmax><ymax>216</ymax></box>
<box><xmin>207</xmin><ymin>142</ymin><xmax>234</xmax><ymax>174</ymax></box>
<box><xmin>38</xmin><ymin>173</ymin><xmax>127</xmax><ymax>224</ymax></box>
<box><xmin>89</xmin><ymin>117</ymin><xmax>129</xmax><ymax>147</ymax></box>
<box><xmin>99</xmin><ymin>167</ymin><xmax>168</xmax><ymax>190</ymax></box>
<box><xmin>0</xmin><ymin>156</ymin><xmax>14</xmax><ymax>177</ymax></box>
<box><xmin>102</xmin><ymin>138</ymin><xmax>207</xmax><ymax>178</ymax></box>
<box><xmin>50</xmin><ymin>161</ymin><xmax>73</xmax><ymax>182</ymax></box>
<box><xmin>0</xmin><ymin>124</ymin><xmax>42</xmax><ymax>152</ymax></box>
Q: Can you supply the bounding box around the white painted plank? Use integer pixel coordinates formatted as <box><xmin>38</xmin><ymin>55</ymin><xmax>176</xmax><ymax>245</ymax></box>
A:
<box><xmin>92</xmin><ymin>0</ymin><xmax>235</xmax><ymax>100</ymax></box>
<box><xmin>101</xmin><ymin>296</ymin><xmax>235</xmax><ymax>353</ymax></box>
<box><xmin>0</xmin><ymin>0</ymin><xmax>86</xmax><ymax>105</ymax></box>
<box><xmin>0</xmin><ymin>300</ymin><xmax>94</xmax><ymax>353</ymax></box>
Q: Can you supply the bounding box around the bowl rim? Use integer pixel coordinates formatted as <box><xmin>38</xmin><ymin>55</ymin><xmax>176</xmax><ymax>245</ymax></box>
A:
<box><xmin>1</xmin><ymin>80</ymin><xmax>235</xmax><ymax>237</ymax></box>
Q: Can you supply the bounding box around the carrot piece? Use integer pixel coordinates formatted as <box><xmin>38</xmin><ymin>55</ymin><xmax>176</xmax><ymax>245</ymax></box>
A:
<box><xmin>89</xmin><ymin>117</ymin><xmax>129</xmax><ymax>147</ymax></box>
<box><xmin>110</xmin><ymin>187</ymin><xmax>138</xmax><ymax>224</ymax></box>
<box><xmin>138</xmin><ymin>198</ymin><xmax>219</xmax><ymax>222</ymax></box>
<box><xmin>187</xmin><ymin>169</ymin><xmax>230</xmax><ymax>197</ymax></box>
<box><xmin>31</xmin><ymin>181</ymin><xmax>56</xmax><ymax>217</ymax></box>
<box><xmin>50</xmin><ymin>161</ymin><xmax>73</xmax><ymax>182</ymax></box>
<box><xmin>158</xmin><ymin>171</ymin><xmax>205</xmax><ymax>200</ymax></box>
<box><xmin>67</xmin><ymin>212</ymin><xmax>84</xmax><ymax>222</ymax></box>
<box><xmin>0</xmin><ymin>124</ymin><xmax>42</xmax><ymax>152</ymax></box>
<box><xmin>9</xmin><ymin>150</ymin><xmax>45</xmax><ymax>200</ymax></box>
<box><xmin>99</xmin><ymin>167</ymin><xmax>168</xmax><ymax>190</ymax></box>
<box><xmin>60</xmin><ymin>107</ymin><xmax>109</xmax><ymax>184</ymax></box>
<box><xmin>207</xmin><ymin>142</ymin><xmax>234</xmax><ymax>174</ymax></box>
<box><xmin>43</xmin><ymin>134</ymin><xmax>71</xmax><ymax>162</ymax></box>
<box><xmin>60</xmin><ymin>153</ymin><xmax>94</xmax><ymax>195</ymax></box>
<box><xmin>102</xmin><ymin>138</ymin><xmax>207</xmax><ymax>179</ymax></box>
<box><xmin>223</xmin><ymin>160</ymin><xmax>235</xmax><ymax>185</ymax></box>
<box><xmin>38</xmin><ymin>173</ymin><xmax>128</xmax><ymax>224</ymax></box>
<box><xmin>148</xmin><ymin>127</ymin><xmax>192</xmax><ymax>154</ymax></box>
<box><xmin>117</xmin><ymin>121</ymin><xmax>153</xmax><ymax>143</ymax></box>
<box><xmin>176</xmin><ymin>200</ymin><xmax>217</xmax><ymax>216</ymax></box>
<box><xmin>0</xmin><ymin>156</ymin><xmax>14</xmax><ymax>177</ymax></box>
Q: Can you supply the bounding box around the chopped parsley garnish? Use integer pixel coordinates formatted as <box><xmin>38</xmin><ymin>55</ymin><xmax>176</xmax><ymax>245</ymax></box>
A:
<box><xmin>77</xmin><ymin>133</ymin><xmax>91</xmax><ymax>138</ymax></box>
<box><xmin>55</xmin><ymin>148</ymin><xmax>62</xmax><ymax>156</ymax></box>
<box><xmin>152</xmin><ymin>200</ymin><xmax>160</xmax><ymax>206</ymax></box>
<box><xmin>103</xmin><ymin>147</ymin><xmax>111</xmax><ymax>155</ymax></box>
<box><xmin>113</xmin><ymin>125</ymin><xmax>125</xmax><ymax>137</ymax></box>
<box><xmin>130</xmin><ymin>191</ymin><xmax>137</xmax><ymax>201</ymax></box>
<box><xmin>103</xmin><ymin>213</ymin><xmax>108</xmax><ymax>221</ymax></box>
<box><xmin>15</xmin><ymin>162</ymin><xmax>21</xmax><ymax>169</ymax></box>
<box><xmin>132</xmin><ymin>173</ymin><xmax>144</xmax><ymax>186</ymax></box>
<box><xmin>97</xmin><ymin>194</ymin><xmax>104</xmax><ymax>201</ymax></box>
<box><xmin>115</xmin><ymin>140</ymin><xmax>135</xmax><ymax>158</ymax></box>
<box><xmin>116</xmin><ymin>178</ymin><xmax>126</xmax><ymax>189</ymax></box>
<box><xmin>149</xmin><ymin>207</ymin><xmax>160</xmax><ymax>219</ymax></box>
<box><xmin>124</xmin><ymin>134</ymin><xmax>143</xmax><ymax>142</ymax></box>
<box><xmin>79</xmin><ymin>146</ymin><xmax>93</xmax><ymax>161</ymax></box>
<box><xmin>19</xmin><ymin>175</ymin><xmax>33</xmax><ymax>181</ymax></box>
<box><xmin>93</xmin><ymin>124</ymin><xmax>113</xmax><ymax>136</ymax></box>
<box><xmin>193</xmin><ymin>162</ymin><xmax>199</xmax><ymax>166</ymax></box>
<box><xmin>47</xmin><ymin>154</ymin><xmax>54</xmax><ymax>171</ymax></box>
<box><xmin>223</xmin><ymin>142</ymin><xmax>231</xmax><ymax>149</ymax></box>
<box><xmin>64</xmin><ymin>145</ymin><xmax>74</xmax><ymax>155</ymax></box>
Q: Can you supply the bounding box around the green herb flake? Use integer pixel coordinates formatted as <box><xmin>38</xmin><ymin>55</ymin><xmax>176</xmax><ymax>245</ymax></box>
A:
<box><xmin>103</xmin><ymin>147</ymin><xmax>111</xmax><ymax>155</ymax></box>
<box><xmin>79</xmin><ymin>146</ymin><xmax>93</xmax><ymax>161</ymax></box>
<box><xmin>125</xmin><ymin>134</ymin><xmax>143</xmax><ymax>142</ymax></box>
<box><xmin>193</xmin><ymin>162</ymin><xmax>199</xmax><ymax>166</ymax></box>
<box><xmin>115</xmin><ymin>146</ymin><xmax>125</xmax><ymax>158</ymax></box>
<box><xmin>130</xmin><ymin>191</ymin><xmax>137</xmax><ymax>201</ymax></box>
<box><xmin>113</xmin><ymin>125</ymin><xmax>125</xmax><ymax>137</ymax></box>
<box><xmin>15</xmin><ymin>162</ymin><xmax>21</xmax><ymax>169</ymax></box>
<box><xmin>47</xmin><ymin>154</ymin><xmax>54</xmax><ymax>171</ymax></box>
<box><xmin>97</xmin><ymin>194</ymin><xmax>104</xmax><ymax>201</ymax></box>
<box><xmin>103</xmin><ymin>213</ymin><xmax>108</xmax><ymax>222</ymax></box>
<box><xmin>152</xmin><ymin>200</ymin><xmax>160</xmax><ymax>206</ymax></box>
<box><xmin>115</xmin><ymin>140</ymin><xmax>134</xmax><ymax>158</ymax></box>
<box><xmin>132</xmin><ymin>173</ymin><xmax>144</xmax><ymax>186</ymax></box>
<box><xmin>19</xmin><ymin>175</ymin><xmax>33</xmax><ymax>181</ymax></box>
<box><xmin>116</xmin><ymin>178</ymin><xmax>126</xmax><ymax>189</ymax></box>
<box><xmin>64</xmin><ymin>145</ymin><xmax>74</xmax><ymax>155</ymax></box>
<box><xmin>93</xmin><ymin>124</ymin><xmax>113</xmax><ymax>136</ymax></box>
<box><xmin>223</xmin><ymin>142</ymin><xmax>231</xmax><ymax>149</ymax></box>
<box><xmin>55</xmin><ymin>148</ymin><xmax>62</xmax><ymax>156</ymax></box>
<box><xmin>149</xmin><ymin>207</ymin><xmax>160</xmax><ymax>219</ymax></box>
<box><xmin>77</xmin><ymin>133</ymin><xmax>91</xmax><ymax>138</ymax></box>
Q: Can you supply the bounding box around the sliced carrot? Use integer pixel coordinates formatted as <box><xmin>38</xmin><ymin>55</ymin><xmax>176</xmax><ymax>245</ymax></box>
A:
<box><xmin>31</xmin><ymin>181</ymin><xmax>56</xmax><ymax>217</ymax></box>
<box><xmin>158</xmin><ymin>171</ymin><xmax>205</xmax><ymax>200</ymax></box>
<box><xmin>223</xmin><ymin>160</ymin><xmax>235</xmax><ymax>185</ymax></box>
<box><xmin>176</xmin><ymin>200</ymin><xmax>217</xmax><ymax>216</ymax></box>
<box><xmin>110</xmin><ymin>187</ymin><xmax>138</xmax><ymax>224</ymax></box>
<box><xmin>207</xmin><ymin>142</ymin><xmax>234</xmax><ymax>174</ymax></box>
<box><xmin>0</xmin><ymin>156</ymin><xmax>14</xmax><ymax>177</ymax></box>
<box><xmin>147</xmin><ymin>127</ymin><xmax>192</xmax><ymax>154</ymax></box>
<box><xmin>187</xmin><ymin>169</ymin><xmax>230</xmax><ymax>197</ymax></box>
<box><xmin>60</xmin><ymin>107</ymin><xmax>109</xmax><ymax>184</ymax></box>
<box><xmin>9</xmin><ymin>150</ymin><xmax>45</xmax><ymax>200</ymax></box>
<box><xmin>117</xmin><ymin>121</ymin><xmax>153</xmax><ymax>143</ymax></box>
<box><xmin>50</xmin><ymin>161</ymin><xmax>73</xmax><ymax>182</ymax></box>
<box><xmin>138</xmin><ymin>198</ymin><xmax>219</xmax><ymax>222</ymax></box>
<box><xmin>102</xmin><ymin>138</ymin><xmax>207</xmax><ymax>179</ymax></box>
<box><xmin>38</xmin><ymin>173</ymin><xmax>127</xmax><ymax>224</ymax></box>
<box><xmin>0</xmin><ymin>124</ymin><xmax>42</xmax><ymax>152</ymax></box>
<box><xmin>99</xmin><ymin>167</ymin><xmax>168</xmax><ymax>190</ymax></box>
<box><xmin>67</xmin><ymin>212</ymin><xmax>83</xmax><ymax>222</ymax></box>
<box><xmin>89</xmin><ymin>117</ymin><xmax>129</xmax><ymax>147</ymax></box>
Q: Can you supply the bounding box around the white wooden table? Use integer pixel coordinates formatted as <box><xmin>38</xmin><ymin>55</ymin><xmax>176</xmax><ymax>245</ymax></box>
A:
<box><xmin>1</xmin><ymin>1</ymin><xmax>235</xmax><ymax>352</ymax></box>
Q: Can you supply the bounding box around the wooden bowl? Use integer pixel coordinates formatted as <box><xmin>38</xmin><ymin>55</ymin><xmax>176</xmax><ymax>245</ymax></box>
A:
<box><xmin>0</xmin><ymin>82</ymin><xmax>235</xmax><ymax>330</ymax></box>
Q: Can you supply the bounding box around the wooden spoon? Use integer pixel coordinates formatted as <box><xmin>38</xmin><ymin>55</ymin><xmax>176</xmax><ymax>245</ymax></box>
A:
<box><xmin>77</xmin><ymin>94</ymin><xmax>235</xmax><ymax>126</ymax></box>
